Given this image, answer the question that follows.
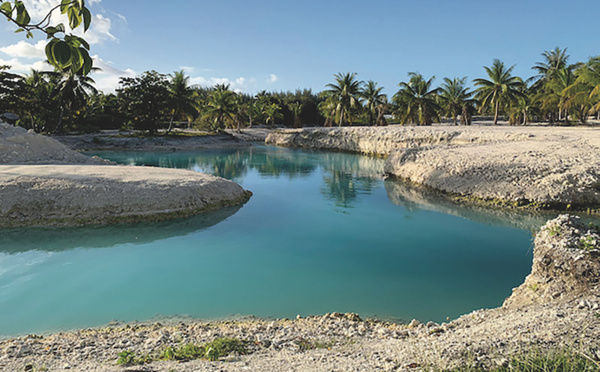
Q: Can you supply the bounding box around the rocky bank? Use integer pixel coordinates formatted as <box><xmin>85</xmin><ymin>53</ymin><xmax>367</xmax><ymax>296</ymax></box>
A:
<box><xmin>0</xmin><ymin>215</ymin><xmax>598</xmax><ymax>371</ymax></box>
<box><xmin>0</xmin><ymin>123</ymin><xmax>251</xmax><ymax>226</ymax></box>
<box><xmin>266</xmin><ymin>126</ymin><xmax>600</xmax><ymax>209</ymax></box>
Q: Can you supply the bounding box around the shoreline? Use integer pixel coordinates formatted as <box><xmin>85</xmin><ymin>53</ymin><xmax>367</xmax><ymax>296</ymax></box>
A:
<box><xmin>0</xmin><ymin>123</ymin><xmax>254</xmax><ymax>227</ymax></box>
<box><xmin>266</xmin><ymin>125</ymin><xmax>600</xmax><ymax>212</ymax></box>
<box><xmin>0</xmin><ymin>215</ymin><xmax>598</xmax><ymax>371</ymax></box>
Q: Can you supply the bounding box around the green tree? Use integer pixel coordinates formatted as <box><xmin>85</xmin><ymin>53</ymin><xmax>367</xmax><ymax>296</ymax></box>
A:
<box><xmin>167</xmin><ymin>70</ymin><xmax>197</xmax><ymax>132</ymax></box>
<box><xmin>288</xmin><ymin>101</ymin><xmax>303</xmax><ymax>128</ymax></box>
<box><xmin>439</xmin><ymin>77</ymin><xmax>474</xmax><ymax>125</ymax></box>
<box><xmin>323</xmin><ymin>72</ymin><xmax>363</xmax><ymax>126</ymax></box>
<box><xmin>52</xmin><ymin>68</ymin><xmax>97</xmax><ymax>132</ymax></box>
<box><xmin>263</xmin><ymin>102</ymin><xmax>282</xmax><ymax>128</ymax></box>
<box><xmin>474</xmin><ymin>59</ymin><xmax>526</xmax><ymax>125</ymax></box>
<box><xmin>203</xmin><ymin>84</ymin><xmax>237</xmax><ymax>132</ymax></box>
<box><xmin>531</xmin><ymin>47</ymin><xmax>571</xmax><ymax>89</ymax></box>
<box><xmin>393</xmin><ymin>72</ymin><xmax>440</xmax><ymax>125</ymax></box>
<box><xmin>1</xmin><ymin>0</ymin><xmax>94</xmax><ymax>74</ymax></box>
<box><xmin>0</xmin><ymin>65</ymin><xmax>24</xmax><ymax>115</ymax></box>
<box><xmin>361</xmin><ymin>80</ymin><xmax>387</xmax><ymax>126</ymax></box>
<box><xmin>118</xmin><ymin>71</ymin><xmax>170</xmax><ymax>135</ymax></box>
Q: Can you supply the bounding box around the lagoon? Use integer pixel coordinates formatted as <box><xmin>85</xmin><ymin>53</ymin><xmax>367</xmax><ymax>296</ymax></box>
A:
<box><xmin>0</xmin><ymin>145</ymin><xmax>536</xmax><ymax>337</ymax></box>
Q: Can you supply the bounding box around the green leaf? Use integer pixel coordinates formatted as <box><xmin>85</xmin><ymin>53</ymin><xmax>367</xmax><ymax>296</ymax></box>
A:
<box><xmin>45</xmin><ymin>38</ymin><xmax>59</xmax><ymax>65</ymax></box>
<box><xmin>55</xmin><ymin>23</ymin><xmax>66</xmax><ymax>33</ymax></box>
<box><xmin>45</xmin><ymin>26</ymin><xmax>58</xmax><ymax>35</ymax></box>
<box><xmin>14</xmin><ymin>27</ymin><xmax>24</xmax><ymax>33</ymax></box>
<box><xmin>70</xmin><ymin>46</ymin><xmax>84</xmax><ymax>72</ymax></box>
<box><xmin>14</xmin><ymin>1</ymin><xmax>30</xmax><ymax>26</ymax></box>
<box><xmin>51</xmin><ymin>41</ymin><xmax>72</xmax><ymax>69</ymax></box>
<box><xmin>67</xmin><ymin>7</ymin><xmax>82</xmax><ymax>29</ymax></box>
<box><xmin>0</xmin><ymin>2</ymin><xmax>12</xmax><ymax>15</ymax></box>
<box><xmin>26</xmin><ymin>31</ymin><xmax>33</xmax><ymax>39</ymax></box>
<box><xmin>60</xmin><ymin>0</ymin><xmax>70</xmax><ymax>14</ymax></box>
<box><xmin>81</xmin><ymin>7</ymin><xmax>91</xmax><ymax>31</ymax></box>
<box><xmin>81</xmin><ymin>50</ymin><xmax>93</xmax><ymax>75</ymax></box>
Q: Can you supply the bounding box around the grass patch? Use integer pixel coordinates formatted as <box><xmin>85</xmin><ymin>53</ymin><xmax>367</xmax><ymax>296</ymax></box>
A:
<box><xmin>116</xmin><ymin>338</ymin><xmax>251</xmax><ymax>366</ymax></box>
<box><xmin>441</xmin><ymin>349</ymin><xmax>599</xmax><ymax>371</ymax></box>
<box><xmin>295</xmin><ymin>337</ymin><xmax>335</xmax><ymax>351</ymax></box>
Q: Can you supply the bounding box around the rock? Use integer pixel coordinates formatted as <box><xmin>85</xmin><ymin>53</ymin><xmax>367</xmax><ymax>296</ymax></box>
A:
<box><xmin>504</xmin><ymin>215</ymin><xmax>600</xmax><ymax>308</ymax></box>
<box><xmin>408</xmin><ymin>319</ymin><xmax>420</xmax><ymax>328</ymax></box>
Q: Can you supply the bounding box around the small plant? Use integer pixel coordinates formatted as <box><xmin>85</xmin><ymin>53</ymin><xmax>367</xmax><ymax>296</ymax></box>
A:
<box><xmin>159</xmin><ymin>338</ymin><xmax>249</xmax><ymax>362</ymax></box>
<box><xmin>579</xmin><ymin>236</ymin><xmax>597</xmax><ymax>251</ymax></box>
<box><xmin>160</xmin><ymin>343</ymin><xmax>205</xmax><ymax>361</ymax></box>
<box><xmin>441</xmin><ymin>348</ymin><xmax>599</xmax><ymax>371</ymax></box>
<box><xmin>116</xmin><ymin>350</ymin><xmax>136</xmax><ymax>366</ymax></box>
<box><xmin>529</xmin><ymin>283</ymin><xmax>539</xmax><ymax>292</ymax></box>
<box><xmin>546</xmin><ymin>224</ymin><xmax>562</xmax><ymax>237</ymax></box>
<box><xmin>294</xmin><ymin>337</ymin><xmax>334</xmax><ymax>351</ymax></box>
<box><xmin>116</xmin><ymin>349</ymin><xmax>152</xmax><ymax>366</ymax></box>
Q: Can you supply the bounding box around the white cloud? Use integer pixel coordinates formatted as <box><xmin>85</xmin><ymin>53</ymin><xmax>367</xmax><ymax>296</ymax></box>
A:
<box><xmin>90</xmin><ymin>56</ymin><xmax>136</xmax><ymax>93</ymax></box>
<box><xmin>180</xmin><ymin>66</ymin><xmax>195</xmax><ymax>73</ymax></box>
<box><xmin>0</xmin><ymin>41</ymin><xmax>46</xmax><ymax>59</ymax></box>
<box><xmin>0</xmin><ymin>57</ymin><xmax>52</xmax><ymax>73</ymax></box>
<box><xmin>189</xmin><ymin>76</ymin><xmax>252</xmax><ymax>93</ymax></box>
<box><xmin>268</xmin><ymin>74</ymin><xmax>278</xmax><ymax>83</ymax></box>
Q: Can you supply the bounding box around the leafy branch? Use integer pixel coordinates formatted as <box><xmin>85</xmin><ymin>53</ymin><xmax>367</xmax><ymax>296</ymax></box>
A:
<box><xmin>0</xmin><ymin>0</ymin><xmax>93</xmax><ymax>74</ymax></box>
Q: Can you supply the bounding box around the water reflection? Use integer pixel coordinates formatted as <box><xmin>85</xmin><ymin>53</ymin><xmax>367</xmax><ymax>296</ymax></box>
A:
<box><xmin>0</xmin><ymin>206</ymin><xmax>241</xmax><ymax>254</ymax></box>
<box><xmin>384</xmin><ymin>179</ymin><xmax>553</xmax><ymax>232</ymax></box>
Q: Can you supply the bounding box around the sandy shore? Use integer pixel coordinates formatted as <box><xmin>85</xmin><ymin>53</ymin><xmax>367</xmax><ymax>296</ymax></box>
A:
<box><xmin>0</xmin><ymin>164</ymin><xmax>251</xmax><ymax>227</ymax></box>
<box><xmin>0</xmin><ymin>215</ymin><xmax>598</xmax><ymax>371</ymax></box>
<box><xmin>266</xmin><ymin>125</ymin><xmax>600</xmax><ymax>210</ymax></box>
<box><xmin>0</xmin><ymin>123</ymin><xmax>253</xmax><ymax>227</ymax></box>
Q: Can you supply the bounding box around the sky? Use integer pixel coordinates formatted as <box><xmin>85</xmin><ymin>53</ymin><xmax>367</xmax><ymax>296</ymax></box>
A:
<box><xmin>1</xmin><ymin>0</ymin><xmax>599</xmax><ymax>96</ymax></box>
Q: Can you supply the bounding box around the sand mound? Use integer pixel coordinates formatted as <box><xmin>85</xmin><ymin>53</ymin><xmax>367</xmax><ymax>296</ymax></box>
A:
<box><xmin>0</xmin><ymin>123</ymin><xmax>108</xmax><ymax>165</ymax></box>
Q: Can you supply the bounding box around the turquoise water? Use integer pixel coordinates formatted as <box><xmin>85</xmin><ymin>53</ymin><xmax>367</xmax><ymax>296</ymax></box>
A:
<box><xmin>0</xmin><ymin>146</ymin><xmax>537</xmax><ymax>337</ymax></box>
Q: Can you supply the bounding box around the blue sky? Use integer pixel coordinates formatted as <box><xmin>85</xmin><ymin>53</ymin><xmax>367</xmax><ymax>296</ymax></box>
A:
<box><xmin>1</xmin><ymin>0</ymin><xmax>599</xmax><ymax>95</ymax></box>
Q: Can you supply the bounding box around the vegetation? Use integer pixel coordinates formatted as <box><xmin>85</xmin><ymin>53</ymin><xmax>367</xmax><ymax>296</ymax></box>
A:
<box><xmin>116</xmin><ymin>338</ymin><xmax>251</xmax><ymax>366</ymax></box>
<box><xmin>440</xmin><ymin>348</ymin><xmax>600</xmax><ymax>372</ymax></box>
<box><xmin>2</xmin><ymin>46</ymin><xmax>600</xmax><ymax>134</ymax></box>
<box><xmin>1</xmin><ymin>0</ymin><xmax>94</xmax><ymax>75</ymax></box>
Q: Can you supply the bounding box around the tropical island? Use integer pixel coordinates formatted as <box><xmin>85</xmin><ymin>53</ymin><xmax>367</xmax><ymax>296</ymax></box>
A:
<box><xmin>1</xmin><ymin>1</ymin><xmax>600</xmax><ymax>371</ymax></box>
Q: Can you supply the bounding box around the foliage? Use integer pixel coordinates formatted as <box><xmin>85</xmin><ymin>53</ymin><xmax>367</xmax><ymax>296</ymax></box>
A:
<box><xmin>117</xmin><ymin>71</ymin><xmax>171</xmax><ymax>135</ymax></box>
<box><xmin>323</xmin><ymin>72</ymin><xmax>364</xmax><ymax>126</ymax></box>
<box><xmin>393</xmin><ymin>72</ymin><xmax>440</xmax><ymax>125</ymax></box>
<box><xmin>474</xmin><ymin>59</ymin><xmax>526</xmax><ymax>125</ymax></box>
<box><xmin>361</xmin><ymin>80</ymin><xmax>387</xmax><ymax>126</ymax></box>
<box><xmin>0</xmin><ymin>0</ymin><xmax>94</xmax><ymax>75</ymax></box>
<box><xmin>441</xmin><ymin>348</ymin><xmax>600</xmax><ymax>371</ymax></box>
<box><xmin>439</xmin><ymin>77</ymin><xmax>475</xmax><ymax>125</ymax></box>
<box><xmin>161</xmin><ymin>338</ymin><xmax>250</xmax><ymax>362</ymax></box>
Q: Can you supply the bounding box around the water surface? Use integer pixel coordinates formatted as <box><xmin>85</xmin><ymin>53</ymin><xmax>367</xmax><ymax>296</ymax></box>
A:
<box><xmin>0</xmin><ymin>146</ymin><xmax>537</xmax><ymax>337</ymax></box>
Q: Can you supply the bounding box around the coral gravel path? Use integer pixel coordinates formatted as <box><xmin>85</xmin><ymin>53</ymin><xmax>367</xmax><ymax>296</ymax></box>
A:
<box><xmin>266</xmin><ymin>125</ymin><xmax>600</xmax><ymax>209</ymax></box>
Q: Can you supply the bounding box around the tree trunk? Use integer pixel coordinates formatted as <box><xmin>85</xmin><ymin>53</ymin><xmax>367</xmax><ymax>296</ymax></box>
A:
<box><xmin>338</xmin><ymin>108</ymin><xmax>344</xmax><ymax>127</ymax></box>
<box><xmin>167</xmin><ymin>115</ymin><xmax>174</xmax><ymax>133</ymax></box>
<box><xmin>493</xmin><ymin>101</ymin><xmax>499</xmax><ymax>125</ymax></box>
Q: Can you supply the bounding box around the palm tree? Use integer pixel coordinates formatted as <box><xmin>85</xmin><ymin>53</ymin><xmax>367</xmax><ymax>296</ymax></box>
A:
<box><xmin>323</xmin><ymin>72</ymin><xmax>363</xmax><ymax>126</ymax></box>
<box><xmin>474</xmin><ymin>59</ymin><xmax>526</xmax><ymax>125</ymax></box>
<box><xmin>53</xmin><ymin>68</ymin><xmax>98</xmax><ymax>133</ymax></box>
<box><xmin>263</xmin><ymin>102</ymin><xmax>282</xmax><ymax>128</ymax></box>
<box><xmin>535</xmin><ymin>68</ymin><xmax>575</xmax><ymax>123</ymax></box>
<box><xmin>574</xmin><ymin>56</ymin><xmax>600</xmax><ymax>119</ymax></box>
<box><xmin>288</xmin><ymin>101</ymin><xmax>303</xmax><ymax>128</ymax></box>
<box><xmin>393</xmin><ymin>72</ymin><xmax>440</xmax><ymax>125</ymax></box>
<box><xmin>167</xmin><ymin>70</ymin><xmax>197</xmax><ymax>132</ymax></box>
<box><xmin>361</xmin><ymin>80</ymin><xmax>387</xmax><ymax>126</ymax></box>
<box><xmin>204</xmin><ymin>84</ymin><xmax>236</xmax><ymax>132</ymax></box>
<box><xmin>530</xmin><ymin>47</ymin><xmax>571</xmax><ymax>88</ymax></box>
<box><xmin>439</xmin><ymin>77</ymin><xmax>474</xmax><ymax>125</ymax></box>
